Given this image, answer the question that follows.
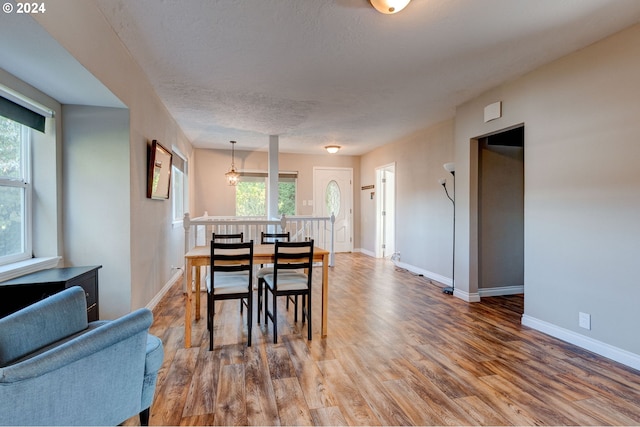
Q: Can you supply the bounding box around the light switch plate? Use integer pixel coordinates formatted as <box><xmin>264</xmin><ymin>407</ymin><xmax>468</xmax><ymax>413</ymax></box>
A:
<box><xmin>579</xmin><ymin>312</ymin><xmax>591</xmax><ymax>330</ymax></box>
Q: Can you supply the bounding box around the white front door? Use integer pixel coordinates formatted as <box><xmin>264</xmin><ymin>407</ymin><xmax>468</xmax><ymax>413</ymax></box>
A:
<box><xmin>376</xmin><ymin>163</ymin><xmax>396</xmax><ymax>258</ymax></box>
<box><xmin>313</xmin><ymin>167</ymin><xmax>353</xmax><ymax>253</ymax></box>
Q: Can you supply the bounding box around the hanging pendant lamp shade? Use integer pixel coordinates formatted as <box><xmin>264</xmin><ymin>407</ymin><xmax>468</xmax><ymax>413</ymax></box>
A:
<box><xmin>225</xmin><ymin>140</ymin><xmax>240</xmax><ymax>186</ymax></box>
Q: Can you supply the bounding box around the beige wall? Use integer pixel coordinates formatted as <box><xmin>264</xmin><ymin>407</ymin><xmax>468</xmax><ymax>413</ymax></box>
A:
<box><xmin>478</xmin><ymin>142</ymin><xmax>524</xmax><ymax>291</ymax></box>
<box><xmin>34</xmin><ymin>1</ymin><xmax>192</xmax><ymax>314</ymax></box>
<box><xmin>360</xmin><ymin>119</ymin><xmax>454</xmax><ymax>282</ymax></box>
<box><xmin>193</xmin><ymin>148</ymin><xmax>361</xmax><ymax>244</ymax></box>
<box><xmin>456</xmin><ymin>24</ymin><xmax>640</xmax><ymax>356</ymax></box>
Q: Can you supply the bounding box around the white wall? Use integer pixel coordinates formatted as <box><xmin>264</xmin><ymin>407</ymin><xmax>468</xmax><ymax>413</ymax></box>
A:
<box><xmin>62</xmin><ymin>105</ymin><xmax>131</xmax><ymax>318</ymax></box>
<box><xmin>455</xmin><ymin>24</ymin><xmax>640</xmax><ymax>360</ymax></box>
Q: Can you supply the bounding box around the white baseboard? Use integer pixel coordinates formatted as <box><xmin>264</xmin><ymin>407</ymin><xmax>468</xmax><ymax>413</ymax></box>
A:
<box><xmin>358</xmin><ymin>248</ymin><xmax>375</xmax><ymax>257</ymax></box>
<box><xmin>479</xmin><ymin>285</ymin><xmax>524</xmax><ymax>297</ymax></box>
<box><xmin>390</xmin><ymin>260</ymin><xmax>481</xmax><ymax>302</ymax></box>
<box><xmin>392</xmin><ymin>260</ymin><xmax>449</xmax><ymax>284</ymax></box>
<box><xmin>453</xmin><ymin>288</ymin><xmax>481</xmax><ymax>303</ymax></box>
<box><xmin>522</xmin><ymin>314</ymin><xmax>640</xmax><ymax>371</ymax></box>
<box><xmin>146</xmin><ymin>269</ymin><xmax>183</xmax><ymax>311</ymax></box>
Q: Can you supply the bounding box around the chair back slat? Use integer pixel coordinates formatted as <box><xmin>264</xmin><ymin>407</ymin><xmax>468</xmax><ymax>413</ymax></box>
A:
<box><xmin>260</xmin><ymin>232</ymin><xmax>290</xmax><ymax>244</ymax></box>
<box><xmin>212</xmin><ymin>232</ymin><xmax>244</xmax><ymax>243</ymax></box>
<box><xmin>211</xmin><ymin>241</ymin><xmax>253</xmax><ymax>274</ymax></box>
<box><xmin>273</xmin><ymin>240</ymin><xmax>314</xmax><ymax>271</ymax></box>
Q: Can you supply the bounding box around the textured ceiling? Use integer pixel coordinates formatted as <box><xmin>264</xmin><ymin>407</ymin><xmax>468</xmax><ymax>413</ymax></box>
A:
<box><xmin>2</xmin><ymin>1</ymin><xmax>640</xmax><ymax>156</ymax></box>
<box><xmin>92</xmin><ymin>0</ymin><xmax>640</xmax><ymax>155</ymax></box>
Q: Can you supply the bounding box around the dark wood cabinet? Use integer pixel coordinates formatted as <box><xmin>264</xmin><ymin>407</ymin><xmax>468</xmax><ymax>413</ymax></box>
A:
<box><xmin>0</xmin><ymin>266</ymin><xmax>102</xmax><ymax>321</ymax></box>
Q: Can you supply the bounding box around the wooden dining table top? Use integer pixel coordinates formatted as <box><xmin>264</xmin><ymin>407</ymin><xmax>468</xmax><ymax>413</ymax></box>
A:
<box><xmin>185</xmin><ymin>243</ymin><xmax>330</xmax><ymax>260</ymax></box>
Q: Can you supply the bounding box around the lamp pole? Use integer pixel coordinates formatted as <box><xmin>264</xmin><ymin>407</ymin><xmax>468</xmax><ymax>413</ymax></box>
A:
<box><xmin>441</xmin><ymin>163</ymin><xmax>455</xmax><ymax>295</ymax></box>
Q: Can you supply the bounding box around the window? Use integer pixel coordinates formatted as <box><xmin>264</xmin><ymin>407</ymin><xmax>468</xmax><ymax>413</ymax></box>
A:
<box><xmin>171</xmin><ymin>149</ymin><xmax>188</xmax><ymax>224</ymax></box>
<box><xmin>0</xmin><ymin>115</ymin><xmax>31</xmax><ymax>266</ymax></box>
<box><xmin>235</xmin><ymin>172</ymin><xmax>297</xmax><ymax>217</ymax></box>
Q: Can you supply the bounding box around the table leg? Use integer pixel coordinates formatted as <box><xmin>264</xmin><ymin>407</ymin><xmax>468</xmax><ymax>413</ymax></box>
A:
<box><xmin>321</xmin><ymin>253</ymin><xmax>328</xmax><ymax>337</ymax></box>
<box><xmin>185</xmin><ymin>260</ymin><xmax>192</xmax><ymax>348</ymax></box>
<box><xmin>195</xmin><ymin>266</ymin><xmax>201</xmax><ymax>321</ymax></box>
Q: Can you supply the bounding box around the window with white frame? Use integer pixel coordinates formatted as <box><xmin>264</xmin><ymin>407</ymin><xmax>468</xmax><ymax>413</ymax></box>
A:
<box><xmin>0</xmin><ymin>90</ymin><xmax>49</xmax><ymax>268</ymax></box>
<box><xmin>235</xmin><ymin>172</ymin><xmax>297</xmax><ymax>217</ymax></box>
<box><xmin>0</xmin><ymin>115</ymin><xmax>31</xmax><ymax>266</ymax></box>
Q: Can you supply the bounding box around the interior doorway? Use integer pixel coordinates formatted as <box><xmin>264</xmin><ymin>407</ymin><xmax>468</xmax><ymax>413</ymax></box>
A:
<box><xmin>375</xmin><ymin>163</ymin><xmax>396</xmax><ymax>258</ymax></box>
<box><xmin>477</xmin><ymin>126</ymin><xmax>525</xmax><ymax>296</ymax></box>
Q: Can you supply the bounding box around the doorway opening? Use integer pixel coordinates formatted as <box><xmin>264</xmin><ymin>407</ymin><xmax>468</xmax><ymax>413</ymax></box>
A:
<box><xmin>477</xmin><ymin>125</ymin><xmax>524</xmax><ymax>297</ymax></box>
<box><xmin>375</xmin><ymin>163</ymin><xmax>396</xmax><ymax>258</ymax></box>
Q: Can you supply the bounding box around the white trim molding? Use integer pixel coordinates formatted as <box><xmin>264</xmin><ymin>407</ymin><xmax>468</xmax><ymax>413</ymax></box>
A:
<box><xmin>356</xmin><ymin>247</ymin><xmax>375</xmax><ymax>257</ymax></box>
<box><xmin>146</xmin><ymin>268</ymin><xmax>183</xmax><ymax>311</ymax></box>
<box><xmin>453</xmin><ymin>288</ymin><xmax>481</xmax><ymax>303</ymax></box>
<box><xmin>392</xmin><ymin>259</ymin><xmax>481</xmax><ymax>302</ymax></box>
<box><xmin>479</xmin><ymin>285</ymin><xmax>524</xmax><ymax>297</ymax></box>
<box><xmin>522</xmin><ymin>314</ymin><xmax>640</xmax><ymax>371</ymax></box>
<box><xmin>0</xmin><ymin>256</ymin><xmax>61</xmax><ymax>282</ymax></box>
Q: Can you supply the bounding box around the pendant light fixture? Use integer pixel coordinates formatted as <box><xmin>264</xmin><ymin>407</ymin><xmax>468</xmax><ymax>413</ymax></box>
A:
<box><xmin>225</xmin><ymin>140</ymin><xmax>240</xmax><ymax>186</ymax></box>
<box><xmin>369</xmin><ymin>0</ymin><xmax>411</xmax><ymax>14</ymax></box>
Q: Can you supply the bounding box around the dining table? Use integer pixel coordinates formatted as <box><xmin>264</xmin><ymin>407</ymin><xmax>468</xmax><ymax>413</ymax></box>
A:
<box><xmin>183</xmin><ymin>243</ymin><xmax>330</xmax><ymax>348</ymax></box>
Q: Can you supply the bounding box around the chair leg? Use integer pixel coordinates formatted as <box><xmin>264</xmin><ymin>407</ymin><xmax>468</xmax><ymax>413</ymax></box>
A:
<box><xmin>257</xmin><ymin>279</ymin><xmax>263</xmax><ymax>324</ymax></box>
<box><xmin>139</xmin><ymin>407</ymin><xmax>150</xmax><ymax>426</ymax></box>
<box><xmin>207</xmin><ymin>291</ymin><xmax>211</xmax><ymax>331</ymax></box>
<box><xmin>247</xmin><ymin>290</ymin><xmax>253</xmax><ymax>347</ymax></box>
<box><xmin>272</xmin><ymin>289</ymin><xmax>278</xmax><ymax>344</ymax></box>
<box><xmin>307</xmin><ymin>291</ymin><xmax>312</xmax><ymax>341</ymax></box>
<box><xmin>209</xmin><ymin>294</ymin><xmax>215</xmax><ymax>351</ymax></box>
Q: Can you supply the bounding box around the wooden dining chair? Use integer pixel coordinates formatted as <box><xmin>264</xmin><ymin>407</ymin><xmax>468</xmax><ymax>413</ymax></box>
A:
<box><xmin>207</xmin><ymin>240</ymin><xmax>254</xmax><ymax>350</ymax></box>
<box><xmin>204</xmin><ymin>232</ymin><xmax>247</xmax><ymax>313</ymax></box>
<box><xmin>256</xmin><ymin>232</ymin><xmax>290</xmax><ymax>324</ymax></box>
<box><xmin>263</xmin><ymin>240</ymin><xmax>314</xmax><ymax>344</ymax></box>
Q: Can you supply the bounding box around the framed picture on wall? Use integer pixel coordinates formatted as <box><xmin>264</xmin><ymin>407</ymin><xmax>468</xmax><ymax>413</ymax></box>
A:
<box><xmin>147</xmin><ymin>140</ymin><xmax>172</xmax><ymax>200</ymax></box>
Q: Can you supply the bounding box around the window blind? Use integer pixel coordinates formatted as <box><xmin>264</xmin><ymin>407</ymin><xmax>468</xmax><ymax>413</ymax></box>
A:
<box><xmin>240</xmin><ymin>171</ymin><xmax>297</xmax><ymax>180</ymax></box>
<box><xmin>0</xmin><ymin>96</ymin><xmax>46</xmax><ymax>133</ymax></box>
<box><xmin>172</xmin><ymin>151</ymin><xmax>187</xmax><ymax>173</ymax></box>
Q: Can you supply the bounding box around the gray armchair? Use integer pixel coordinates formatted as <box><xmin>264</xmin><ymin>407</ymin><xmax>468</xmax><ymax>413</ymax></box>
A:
<box><xmin>0</xmin><ymin>286</ymin><xmax>164</xmax><ymax>426</ymax></box>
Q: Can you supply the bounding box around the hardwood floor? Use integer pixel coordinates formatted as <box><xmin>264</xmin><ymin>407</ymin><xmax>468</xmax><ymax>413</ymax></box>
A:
<box><xmin>129</xmin><ymin>253</ymin><xmax>640</xmax><ymax>426</ymax></box>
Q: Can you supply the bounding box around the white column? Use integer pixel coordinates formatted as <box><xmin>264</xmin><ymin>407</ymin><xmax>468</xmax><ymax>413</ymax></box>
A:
<box><xmin>268</xmin><ymin>135</ymin><xmax>279</xmax><ymax>219</ymax></box>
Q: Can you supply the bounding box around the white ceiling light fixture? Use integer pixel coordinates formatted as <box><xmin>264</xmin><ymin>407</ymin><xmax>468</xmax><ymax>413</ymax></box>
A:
<box><xmin>324</xmin><ymin>145</ymin><xmax>341</xmax><ymax>154</ymax></box>
<box><xmin>225</xmin><ymin>140</ymin><xmax>240</xmax><ymax>186</ymax></box>
<box><xmin>369</xmin><ymin>0</ymin><xmax>411</xmax><ymax>14</ymax></box>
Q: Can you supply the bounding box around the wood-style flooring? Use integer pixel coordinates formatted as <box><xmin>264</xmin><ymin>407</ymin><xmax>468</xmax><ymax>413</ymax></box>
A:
<box><xmin>127</xmin><ymin>253</ymin><xmax>640</xmax><ymax>426</ymax></box>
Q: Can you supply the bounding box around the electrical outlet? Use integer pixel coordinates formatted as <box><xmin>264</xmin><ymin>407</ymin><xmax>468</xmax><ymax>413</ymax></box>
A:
<box><xmin>579</xmin><ymin>312</ymin><xmax>591</xmax><ymax>330</ymax></box>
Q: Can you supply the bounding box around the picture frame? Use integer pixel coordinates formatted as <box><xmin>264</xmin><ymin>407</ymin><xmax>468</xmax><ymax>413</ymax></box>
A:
<box><xmin>147</xmin><ymin>140</ymin><xmax>172</xmax><ymax>200</ymax></box>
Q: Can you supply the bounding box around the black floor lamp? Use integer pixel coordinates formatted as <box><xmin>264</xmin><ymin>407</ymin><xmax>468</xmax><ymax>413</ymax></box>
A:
<box><xmin>440</xmin><ymin>162</ymin><xmax>455</xmax><ymax>295</ymax></box>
